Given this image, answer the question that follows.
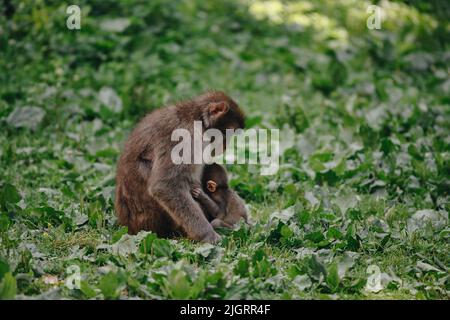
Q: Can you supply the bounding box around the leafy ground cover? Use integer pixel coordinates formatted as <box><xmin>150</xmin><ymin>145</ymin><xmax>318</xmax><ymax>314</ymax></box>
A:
<box><xmin>0</xmin><ymin>0</ymin><xmax>449</xmax><ymax>299</ymax></box>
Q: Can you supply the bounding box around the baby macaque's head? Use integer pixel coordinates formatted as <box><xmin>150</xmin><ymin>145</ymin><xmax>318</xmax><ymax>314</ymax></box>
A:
<box><xmin>202</xmin><ymin>164</ymin><xmax>248</xmax><ymax>226</ymax></box>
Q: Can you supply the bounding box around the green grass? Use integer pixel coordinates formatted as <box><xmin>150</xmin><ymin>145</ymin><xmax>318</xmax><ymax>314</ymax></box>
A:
<box><xmin>0</xmin><ymin>0</ymin><xmax>449</xmax><ymax>299</ymax></box>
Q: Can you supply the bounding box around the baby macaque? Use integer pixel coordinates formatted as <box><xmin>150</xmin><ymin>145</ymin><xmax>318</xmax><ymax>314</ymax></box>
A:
<box><xmin>191</xmin><ymin>163</ymin><xmax>249</xmax><ymax>229</ymax></box>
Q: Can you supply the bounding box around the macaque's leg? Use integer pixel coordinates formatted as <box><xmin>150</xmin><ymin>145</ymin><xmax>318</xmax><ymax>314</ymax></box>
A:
<box><xmin>211</xmin><ymin>219</ymin><xmax>233</xmax><ymax>229</ymax></box>
<box><xmin>150</xmin><ymin>181</ymin><xmax>220</xmax><ymax>243</ymax></box>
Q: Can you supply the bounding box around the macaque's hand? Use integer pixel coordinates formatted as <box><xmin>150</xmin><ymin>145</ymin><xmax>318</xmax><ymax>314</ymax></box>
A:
<box><xmin>190</xmin><ymin>186</ymin><xmax>203</xmax><ymax>199</ymax></box>
<box><xmin>200</xmin><ymin>230</ymin><xmax>222</xmax><ymax>244</ymax></box>
<box><xmin>211</xmin><ymin>219</ymin><xmax>233</xmax><ymax>229</ymax></box>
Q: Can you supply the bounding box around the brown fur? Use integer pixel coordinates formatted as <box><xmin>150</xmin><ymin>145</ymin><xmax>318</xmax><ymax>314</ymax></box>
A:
<box><xmin>115</xmin><ymin>91</ymin><xmax>245</xmax><ymax>243</ymax></box>
<box><xmin>191</xmin><ymin>163</ymin><xmax>249</xmax><ymax>229</ymax></box>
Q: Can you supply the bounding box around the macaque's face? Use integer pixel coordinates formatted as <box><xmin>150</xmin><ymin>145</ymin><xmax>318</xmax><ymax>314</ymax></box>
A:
<box><xmin>205</xmin><ymin>179</ymin><xmax>229</xmax><ymax>208</ymax></box>
<box><xmin>203</xmin><ymin>99</ymin><xmax>244</xmax><ymax>157</ymax></box>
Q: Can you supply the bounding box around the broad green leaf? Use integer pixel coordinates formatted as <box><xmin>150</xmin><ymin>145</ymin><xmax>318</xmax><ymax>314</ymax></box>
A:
<box><xmin>0</xmin><ymin>273</ymin><xmax>16</xmax><ymax>299</ymax></box>
<box><xmin>326</xmin><ymin>262</ymin><xmax>340</xmax><ymax>291</ymax></box>
<box><xmin>194</xmin><ymin>243</ymin><xmax>215</xmax><ymax>258</ymax></box>
<box><xmin>308</xmin><ymin>255</ymin><xmax>327</xmax><ymax>281</ymax></box>
<box><xmin>111</xmin><ymin>234</ymin><xmax>137</xmax><ymax>257</ymax></box>
<box><xmin>0</xmin><ymin>257</ymin><xmax>10</xmax><ymax>281</ymax></box>
<box><xmin>80</xmin><ymin>281</ymin><xmax>97</xmax><ymax>299</ymax></box>
<box><xmin>6</xmin><ymin>106</ymin><xmax>45</xmax><ymax>131</ymax></box>
<box><xmin>407</xmin><ymin>209</ymin><xmax>448</xmax><ymax>233</ymax></box>
<box><xmin>112</xmin><ymin>226</ymin><xmax>129</xmax><ymax>243</ymax></box>
<box><xmin>270</xmin><ymin>206</ymin><xmax>295</xmax><ymax>223</ymax></box>
<box><xmin>139</xmin><ymin>232</ymin><xmax>157</xmax><ymax>254</ymax></box>
<box><xmin>98</xmin><ymin>87</ymin><xmax>123</xmax><ymax>113</ymax></box>
<box><xmin>293</xmin><ymin>274</ymin><xmax>312</xmax><ymax>291</ymax></box>
<box><xmin>164</xmin><ymin>269</ymin><xmax>191</xmax><ymax>299</ymax></box>
<box><xmin>280</xmin><ymin>225</ymin><xmax>293</xmax><ymax>238</ymax></box>
<box><xmin>98</xmin><ymin>272</ymin><xmax>125</xmax><ymax>300</ymax></box>
<box><xmin>0</xmin><ymin>183</ymin><xmax>21</xmax><ymax>207</ymax></box>
<box><xmin>152</xmin><ymin>238</ymin><xmax>174</xmax><ymax>258</ymax></box>
<box><xmin>234</xmin><ymin>259</ymin><xmax>250</xmax><ymax>277</ymax></box>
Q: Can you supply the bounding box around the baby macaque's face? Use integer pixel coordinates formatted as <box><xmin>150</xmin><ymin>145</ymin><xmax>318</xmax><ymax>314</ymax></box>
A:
<box><xmin>204</xmin><ymin>179</ymin><xmax>227</xmax><ymax>209</ymax></box>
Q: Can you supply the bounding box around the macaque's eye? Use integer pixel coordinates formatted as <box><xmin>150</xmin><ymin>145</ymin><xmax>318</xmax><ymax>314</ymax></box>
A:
<box><xmin>206</xmin><ymin>180</ymin><xmax>217</xmax><ymax>192</ymax></box>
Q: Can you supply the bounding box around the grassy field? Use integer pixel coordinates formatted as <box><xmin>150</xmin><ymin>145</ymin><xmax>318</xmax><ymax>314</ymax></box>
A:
<box><xmin>0</xmin><ymin>0</ymin><xmax>449</xmax><ymax>299</ymax></box>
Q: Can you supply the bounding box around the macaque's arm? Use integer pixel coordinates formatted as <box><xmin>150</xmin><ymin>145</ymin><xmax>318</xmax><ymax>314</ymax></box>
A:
<box><xmin>148</xmin><ymin>160</ymin><xmax>220</xmax><ymax>243</ymax></box>
<box><xmin>211</xmin><ymin>218</ymin><xmax>233</xmax><ymax>229</ymax></box>
<box><xmin>191</xmin><ymin>187</ymin><xmax>222</xmax><ymax>219</ymax></box>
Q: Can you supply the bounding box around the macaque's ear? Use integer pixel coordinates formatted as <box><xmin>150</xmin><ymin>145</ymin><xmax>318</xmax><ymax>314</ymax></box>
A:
<box><xmin>208</xmin><ymin>102</ymin><xmax>229</xmax><ymax>119</ymax></box>
<box><xmin>206</xmin><ymin>180</ymin><xmax>217</xmax><ymax>192</ymax></box>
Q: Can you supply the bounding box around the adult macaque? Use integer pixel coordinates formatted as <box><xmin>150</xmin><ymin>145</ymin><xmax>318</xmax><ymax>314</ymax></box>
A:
<box><xmin>191</xmin><ymin>163</ymin><xmax>249</xmax><ymax>229</ymax></box>
<box><xmin>115</xmin><ymin>91</ymin><xmax>245</xmax><ymax>243</ymax></box>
